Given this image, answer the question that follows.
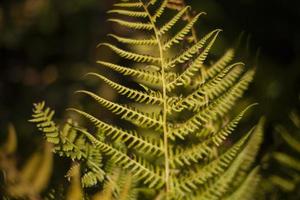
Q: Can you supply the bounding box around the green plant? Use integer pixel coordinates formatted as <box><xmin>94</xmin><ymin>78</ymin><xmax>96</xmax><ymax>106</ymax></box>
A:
<box><xmin>30</xmin><ymin>0</ymin><xmax>264</xmax><ymax>199</ymax></box>
<box><xmin>0</xmin><ymin>124</ymin><xmax>53</xmax><ymax>199</ymax></box>
<box><xmin>267</xmin><ymin>111</ymin><xmax>300</xmax><ymax>196</ymax></box>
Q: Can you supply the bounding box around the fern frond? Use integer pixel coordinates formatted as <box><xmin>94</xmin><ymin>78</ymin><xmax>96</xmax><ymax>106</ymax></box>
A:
<box><xmin>108</xmin><ymin>19</ymin><xmax>153</xmax><ymax>30</ymax></box>
<box><xmin>97</xmin><ymin>60</ymin><xmax>162</xmax><ymax>85</ymax></box>
<box><xmin>108</xmin><ymin>10</ymin><xmax>148</xmax><ymax>18</ymax></box>
<box><xmin>163</xmin><ymin>12</ymin><xmax>205</xmax><ymax>50</ymax></box>
<box><xmin>205</xmin><ymin>49</ymin><xmax>235</xmax><ymax>80</ymax></box>
<box><xmin>276</xmin><ymin>125</ymin><xmax>300</xmax><ymax>153</ymax></box>
<box><xmin>85</xmin><ymin>72</ymin><xmax>163</xmax><ymax>105</ymax></box>
<box><xmin>166</xmin><ymin>30</ymin><xmax>221</xmax><ymax>91</ymax></box>
<box><xmin>165</xmin><ymin>29</ymin><xmax>222</xmax><ymax>69</ymax></box>
<box><xmin>170</xmin><ymin>105</ymin><xmax>256</xmax><ymax>166</ymax></box>
<box><xmin>158</xmin><ymin>6</ymin><xmax>191</xmax><ymax>36</ymax></box>
<box><xmin>175</xmin><ymin>128</ymin><xmax>253</xmax><ymax>192</ymax></box>
<box><xmin>187</xmin><ymin>127</ymin><xmax>258</xmax><ymax>199</ymax></box>
<box><xmin>99</xmin><ymin>43</ymin><xmax>160</xmax><ymax>63</ymax></box>
<box><xmin>75</xmin><ymin>90</ymin><xmax>163</xmax><ymax>130</ymax></box>
<box><xmin>113</xmin><ymin>2</ymin><xmax>143</xmax><ymax>8</ymax></box>
<box><xmin>108</xmin><ymin>34</ymin><xmax>158</xmax><ymax>46</ymax></box>
<box><xmin>224</xmin><ymin>167</ymin><xmax>261</xmax><ymax>200</ymax></box>
<box><xmin>68</xmin><ymin>108</ymin><xmax>164</xmax><ymax>156</ymax></box>
<box><xmin>93</xmin><ymin>168</ymin><xmax>138</xmax><ymax>200</ymax></box>
<box><xmin>174</xmin><ymin>62</ymin><xmax>244</xmax><ymax>112</ymax></box>
<box><xmin>197</xmin><ymin>63</ymin><xmax>245</xmax><ymax>101</ymax></box>
<box><xmin>30</xmin><ymin>102</ymin><xmax>106</xmax><ymax>186</ymax></box>
<box><xmin>268</xmin><ymin>112</ymin><xmax>300</xmax><ymax>193</ymax></box>
<box><xmin>151</xmin><ymin>0</ymin><xmax>168</xmax><ymax>22</ymax></box>
<box><xmin>236</xmin><ymin>117</ymin><xmax>264</xmax><ymax>173</ymax></box>
<box><xmin>269</xmin><ymin>175</ymin><xmax>296</xmax><ymax>192</ymax></box>
<box><xmin>273</xmin><ymin>152</ymin><xmax>300</xmax><ymax>171</ymax></box>
<box><xmin>30</xmin><ymin>102</ymin><xmax>59</xmax><ymax>144</ymax></box>
<box><xmin>170</xmin><ymin>71</ymin><xmax>254</xmax><ymax>138</ymax></box>
<box><xmin>77</xmin><ymin>128</ymin><xmax>164</xmax><ymax>188</ymax></box>
<box><xmin>31</xmin><ymin>1</ymin><xmax>263</xmax><ymax>198</ymax></box>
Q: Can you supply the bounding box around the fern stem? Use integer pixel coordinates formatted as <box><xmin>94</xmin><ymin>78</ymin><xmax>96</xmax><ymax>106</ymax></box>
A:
<box><xmin>141</xmin><ymin>1</ymin><xmax>171</xmax><ymax>198</ymax></box>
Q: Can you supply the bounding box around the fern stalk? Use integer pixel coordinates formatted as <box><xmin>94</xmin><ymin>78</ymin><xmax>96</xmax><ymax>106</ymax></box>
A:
<box><xmin>141</xmin><ymin>2</ymin><xmax>172</xmax><ymax>196</ymax></box>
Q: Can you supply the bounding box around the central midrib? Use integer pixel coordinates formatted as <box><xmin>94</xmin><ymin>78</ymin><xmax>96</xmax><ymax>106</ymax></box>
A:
<box><xmin>140</xmin><ymin>1</ymin><xmax>171</xmax><ymax>198</ymax></box>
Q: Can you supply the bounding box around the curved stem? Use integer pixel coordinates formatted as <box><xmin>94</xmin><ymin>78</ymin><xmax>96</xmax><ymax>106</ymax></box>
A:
<box><xmin>140</xmin><ymin>1</ymin><xmax>171</xmax><ymax>198</ymax></box>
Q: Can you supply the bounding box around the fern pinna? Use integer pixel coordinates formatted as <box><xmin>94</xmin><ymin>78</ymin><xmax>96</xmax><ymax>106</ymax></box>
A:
<box><xmin>31</xmin><ymin>0</ymin><xmax>264</xmax><ymax>199</ymax></box>
<box><xmin>268</xmin><ymin>111</ymin><xmax>300</xmax><ymax>194</ymax></box>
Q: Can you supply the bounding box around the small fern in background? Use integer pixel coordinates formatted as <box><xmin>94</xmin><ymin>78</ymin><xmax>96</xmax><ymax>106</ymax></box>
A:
<box><xmin>30</xmin><ymin>0</ymin><xmax>265</xmax><ymax>199</ymax></box>
<box><xmin>29</xmin><ymin>101</ymin><xmax>105</xmax><ymax>188</ymax></box>
<box><xmin>266</xmin><ymin>110</ymin><xmax>300</xmax><ymax>198</ymax></box>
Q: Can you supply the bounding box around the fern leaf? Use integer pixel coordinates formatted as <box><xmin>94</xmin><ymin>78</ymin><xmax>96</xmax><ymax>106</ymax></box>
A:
<box><xmin>151</xmin><ymin>0</ymin><xmax>168</xmax><ymax>22</ymax></box>
<box><xmin>113</xmin><ymin>2</ymin><xmax>143</xmax><ymax>8</ymax></box>
<box><xmin>30</xmin><ymin>102</ymin><xmax>59</xmax><ymax>144</ymax></box>
<box><xmin>108</xmin><ymin>19</ymin><xmax>153</xmax><ymax>30</ymax></box>
<box><xmin>205</xmin><ymin>49</ymin><xmax>235</xmax><ymax>80</ymax></box>
<box><xmin>85</xmin><ymin>72</ymin><xmax>163</xmax><ymax>105</ymax></box>
<box><xmin>68</xmin><ymin>108</ymin><xmax>164</xmax><ymax>156</ymax></box>
<box><xmin>158</xmin><ymin>6</ymin><xmax>191</xmax><ymax>36</ymax></box>
<box><xmin>276</xmin><ymin>125</ymin><xmax>300</xmax><ymax>153</ymax></box>
<box><xmin>171</xmin><ymin>106</ymin><xmax>255</xmax><ymax>167</ymax></box>
<box><xmin>176</xmin><ymin>128</ymin><xmax>253</xmax><ymax>192</ymax></box>
<box><xmin>273</xmin><ymin>152</ymin><xmax>300</xmax><ymax>171</ymax></box>
<box><xmin>30</xmin><ymin>102</ymin><xmax>105</xmax><ymax>186</ymax></box>
<box><xmin>163</xmin><ymin>12</ymin><xmax>205</xmax><ymax>50</ymax></box>
<box><xmin>174</xmin><ymin>62</ymin><xmax>244</xmax><ymax>112</ymax></box>
<box><xmin>108</xmin><ymin>9</ymin><xmax>148</xmax><ymax>18</ymax></box>
<box><xmin>236</xmin><ymin>118</ymin><xmax>264</xmax><ymax>173</ymax></box>
<box><xmin>189</xmin><ymin>129</ymin><xmax>257</xmax><ymax>199</ymax></box>
<box><xmin>75</xmin><ymin>90</ymin><xmax>163</xmax><ymax>130</ymax></box>
<box><xmin>170</xmin><ymin>71</ymin><xmax>254</xmax><ymax>139</ymax></box>
<box><xmin>108</xmin><ymin>34</ymin><xmax>158</xmax><ymax>46</ymax></box>
<box><xmin>225</xmin><ymin>167</ymin><xmax>261</xmax><ymax>200</ymax></box>
<box><xmin>269</xmin><ymin>175</ymin><xmax>296</xmax><ymax>191</ymax></box>
<box><xmin>77</xmin><ymin>128</ymin><xmax>164</xmax><ymax>188</ymax></box>
<box><xmin>99</xmin><ymin>43</ymin><xmax>160</xmax><ymax>63</ymax></box>
<box><xmin>97</xmin><ymin>60</ymin><xmax>162</xmax><ymax>85</ymax></box>
<box><xmin>166</xmin><ymin>30</ymin><xmax>221</xmax><ymax>91</ymax></box>
<box><xmin>197</xmin><ymin>63</ymin><xmax>245</xmax><ymax>101</ymax></box>
<box><xmin>165</xmin><ymin>29</ymin><xmax>222</xmax><ymax>69</ymax></box>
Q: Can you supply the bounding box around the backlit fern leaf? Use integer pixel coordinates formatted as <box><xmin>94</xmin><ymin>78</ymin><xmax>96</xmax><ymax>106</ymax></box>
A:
<box><xmin>158</xmin><ymin>6</ymin><xmax>190</xmax><ymax>35</ymax></box>
<box><xmin>85</xmin><ymin>73</ymin><xmax>163</xmax><ymax>105</ymax></box>
<box><xmin>108</xmin><ymin>34</ymin><xmax>158</xmax><ymax>46</ymax></box>
<box><xmin>163</xmin><ymin>12</ymin><xmax>205</xmax><ymax>50</ymax></box>
<box><xmin>108</xmin><ymin>19</ymin><xmax>153</xmax><ymax>30</ymax></box>
<box><xmin>165</xmin><ymin>29</ymin><xmax>222</xmax><ymax>69</ymax></box>
<box><xmin>31</xmin><ymin>0</ymin><xmax>263</xmax><ymax>198</ymax></box>
<box><xmin>96</xmin><ymin>60</ymin><xmax>162</xmax><ymax>85</ymax></box>
<box><xmin>99</xmin><ymin>43</ymin><xmax>160</xmax><ymax>63</ymax></box>
<box><xmin>108</xmin><ymin>10</ymin><xmax>148</xmax><ymax>18</ymax></box>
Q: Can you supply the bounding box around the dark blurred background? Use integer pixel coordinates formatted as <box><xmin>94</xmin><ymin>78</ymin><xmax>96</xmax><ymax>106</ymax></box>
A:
<box><xmin>0</xmin><ymin>0</ymin><xmax>299</xmax><ymax>168</ymax></box>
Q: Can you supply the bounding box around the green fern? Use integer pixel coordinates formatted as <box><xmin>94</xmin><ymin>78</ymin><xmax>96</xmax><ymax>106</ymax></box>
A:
<box><xmin>29</xmin><ymin>102</ymin><xmax>105</xmax><ymax>188</ymax></box>
<box><xmin>269</xmin><ymin>111</ymin><xmax>300</xmax><ymax>192</ymax></box>
<box><xmin>31</xmin><ymin>0</ymin><xmax>264</xmax><ymax>199</ymax></box>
